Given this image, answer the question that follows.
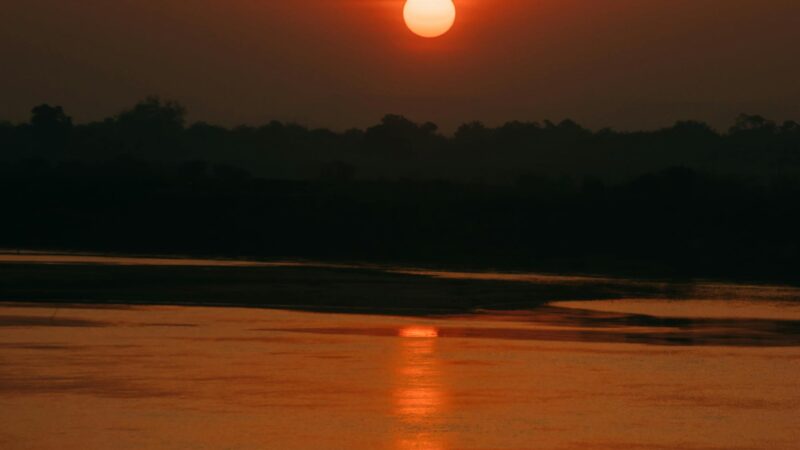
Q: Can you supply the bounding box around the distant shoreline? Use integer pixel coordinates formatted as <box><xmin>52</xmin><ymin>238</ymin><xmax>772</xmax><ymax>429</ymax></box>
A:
<box><xmin>3</xmin><ymin>248</ymin><xmax>800</xmax><ymax>288</ymax></box>
<box><xmin>2</xmin><ymin>252</ymin><xmax>800</xmax><ymax>316</ymax></box>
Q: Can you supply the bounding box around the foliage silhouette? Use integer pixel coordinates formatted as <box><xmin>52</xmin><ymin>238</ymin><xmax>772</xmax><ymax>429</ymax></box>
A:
<box><xmin>2</xmin><ymin>99</ymin><xmax>800</xmax><ymax>282</ymax></box>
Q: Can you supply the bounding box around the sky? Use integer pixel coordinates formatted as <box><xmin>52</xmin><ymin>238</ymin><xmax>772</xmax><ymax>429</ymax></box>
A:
<box><xmin>2</xmin><ymin>0</ymin><xmax>799</xmax><ymax>132</ymax></box>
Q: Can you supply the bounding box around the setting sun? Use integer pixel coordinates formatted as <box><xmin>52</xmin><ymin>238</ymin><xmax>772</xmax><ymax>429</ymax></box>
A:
<box><xmin>403</xmin><ymin>0</ymin><xmax>456</xmax><ymax>38</ymax></box>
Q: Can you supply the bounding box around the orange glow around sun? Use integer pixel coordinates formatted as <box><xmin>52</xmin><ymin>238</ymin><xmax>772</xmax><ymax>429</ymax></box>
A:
<box><xmin>403</xmin><ymin>0</ymin><xmax>456</xmax><ymax>38</ymax></box>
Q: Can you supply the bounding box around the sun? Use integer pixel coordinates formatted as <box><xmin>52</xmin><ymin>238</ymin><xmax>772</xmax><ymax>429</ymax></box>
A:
<box><xmin>403</xmin><ymin>0</ymin><xmax>456</xmax><ymax>38</ymax></box>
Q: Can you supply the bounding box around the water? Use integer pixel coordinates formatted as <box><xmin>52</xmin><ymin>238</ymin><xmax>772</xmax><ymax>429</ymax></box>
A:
<box><xmin>2</xmin><ymin>297</ymin><xmax>800</xmax><ymax>450</ymax></box>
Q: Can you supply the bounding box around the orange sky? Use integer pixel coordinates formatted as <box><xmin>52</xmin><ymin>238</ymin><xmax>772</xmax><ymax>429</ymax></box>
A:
<box><xmin>2</xmin><ymin>0</ymin><xmax>799</xmax><ymax>132</ymax></box>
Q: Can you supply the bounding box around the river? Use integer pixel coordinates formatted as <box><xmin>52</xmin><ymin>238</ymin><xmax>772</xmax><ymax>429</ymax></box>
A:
<box><xmin>2</xmin><ymin>291</ymin><xmax>800</xmax><ymax>449</ymax></box>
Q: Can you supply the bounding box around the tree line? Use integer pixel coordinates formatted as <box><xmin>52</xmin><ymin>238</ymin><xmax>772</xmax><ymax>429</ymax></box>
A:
<box><xmin>3</xmin><ymin>97</ymin><xmax>800</xmax><ymax>182</ymax></box>
<box><xmin>2</xmin><ymin>98</ymin><xmax>800</xmax><ymax>282</ymax></box>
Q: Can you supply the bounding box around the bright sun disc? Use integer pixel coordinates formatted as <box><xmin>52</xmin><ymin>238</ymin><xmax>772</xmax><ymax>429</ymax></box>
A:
<box><xmin>403</xmin><ymin>0</ymin><xmax>456</xmax><ymax>38</ymax></box>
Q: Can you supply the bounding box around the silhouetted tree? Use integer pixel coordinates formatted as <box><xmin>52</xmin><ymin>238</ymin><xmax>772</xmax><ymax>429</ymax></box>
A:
<box><xmin>365</xmin><ymin>114</ymin><xmax>441</xmax><ymax>153</ymax></box>
<box><xmin>31</xmin><ymin>104</ymin><xmax>72</xmax><ymax>131</ymax></box>
<box><xmin>667</xmin><ymin>120</ymin><xmax>718</xmax><ymax>138</ymax></box>
<box><xmin>781</xmin><ymin>121</ymin><xmax>800</xmax><ymax>134</ymax></box>
<box><xmin>730</xmin><ymin>114</ymin><xmax>777</xmax><ymax>134</ymax></box>
<box><xmin>30</xmin><ymin>104</ymin><xmax>72</xmax><ymax>154</ymax></box>
<box><xmin>454</xmin><ymin>121</ymin><xmax>492</xmax><ymax>146</ymax></box>
<box><xmin>116</xmin><ymin>97</ymin><xmax>186</xmax><ymax>155</ymax></box>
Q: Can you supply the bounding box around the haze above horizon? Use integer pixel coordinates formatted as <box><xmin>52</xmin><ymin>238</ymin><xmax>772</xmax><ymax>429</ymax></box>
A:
<box><xmin>2</xmin><ymin>0</ymin><xmax>799</xmax><ymax>132</ymax></box>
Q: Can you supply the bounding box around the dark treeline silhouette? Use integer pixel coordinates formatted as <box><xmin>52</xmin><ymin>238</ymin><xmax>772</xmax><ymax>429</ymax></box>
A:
<box><xmin>2</xmin><ymin>98</ymin><xmax>800</xmax><ymax>282</ymax></box>
<box><xmin>3</xmin><ymin>97</ymin><xmax>800</xmax><ymax>182</ymax></box>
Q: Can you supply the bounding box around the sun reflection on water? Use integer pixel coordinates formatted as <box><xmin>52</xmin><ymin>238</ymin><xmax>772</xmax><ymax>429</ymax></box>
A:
<box><xmin>394</xmin><ymin>326</ymin><xmax>447</xmax><ymax>449</ymax></box>
<box><xmin>399</xmin><ymin>326</ymin><xmax>440</xmax><ymax>339</ymax></box>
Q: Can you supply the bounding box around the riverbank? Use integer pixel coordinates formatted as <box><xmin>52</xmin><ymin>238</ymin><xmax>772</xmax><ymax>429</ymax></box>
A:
<box><xmin>0</xmin><ymin>257</ymin><xmax>604</xmax><ymax>315</ymax></box>
<box><xmin>3</xmin><ymin>252</ymin><xmax>800</xmax><ymax>316</ymax></box>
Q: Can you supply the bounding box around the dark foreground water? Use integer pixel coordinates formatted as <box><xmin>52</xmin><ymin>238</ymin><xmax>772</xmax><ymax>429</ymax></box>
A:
<box><xmin>1</xmin><ymin>298</ymin><xmax>800</xmax><ymax>450</ymax></box>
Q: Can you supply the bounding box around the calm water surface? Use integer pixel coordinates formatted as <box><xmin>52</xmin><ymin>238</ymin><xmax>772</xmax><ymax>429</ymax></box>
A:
<box><xmin>1</xmin><ymin>300</ymin><xmax>799</xmax><ymax>450</ymax></box>
<box><xmin>1</xmin><ymin>255</ymin><xmax>800</xmax><ymax>449</ymax></box>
